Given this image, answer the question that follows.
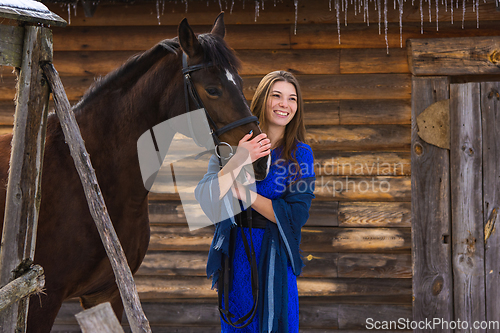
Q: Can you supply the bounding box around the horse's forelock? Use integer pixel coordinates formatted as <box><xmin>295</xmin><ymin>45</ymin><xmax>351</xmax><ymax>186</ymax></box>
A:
<box><xmin>197</xmin><ymin>33</ymin><xmax>241</xmax><ymax>73</ymax></box>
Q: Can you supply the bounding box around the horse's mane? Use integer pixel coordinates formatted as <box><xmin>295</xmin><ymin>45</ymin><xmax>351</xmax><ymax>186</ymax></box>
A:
<box><xmin>74</xmin><ymin>33</ymin><xmax>240</xmax><ymax>111</ymax></box>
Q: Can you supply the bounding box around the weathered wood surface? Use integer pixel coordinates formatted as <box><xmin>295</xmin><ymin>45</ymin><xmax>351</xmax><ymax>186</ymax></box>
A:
<box><xmin>0</xmin><ymin>26</ymin><xmax>51</xmax><ymax>332</ymax></box>
<box><xmin>42</xmin><ymin>63</ymin><xmax>151</xmax><ymax>333</ymax></box>
<box><xmin>291</xmin><ymin>21</ymin><xmax>500</xmax><ymax>49</ymax></box>
<box><xmin>50</xmin><ymin>25</ymin><xmax>291</xmax><ymax>51</ymax></box>
<box><xmin>450</xmin><ymin>82</ymin><xmax>486</xmax><ymax>331</ymax></box>
<box><xmin>340</xmin><ymin>48</ymin><xmax>408</xmax><ymax>74</ymax></box>
<box><xmin>408</xmin><ymin>37</ymin><xmax>500</xmax><ymax>76</ymax></box>
<box><xmin>75</xmin><ymin>302</ymin><xmax>125</xmax><ymax>333</ymax></box>
<box><xmin>135</xmin><ymin>276</ymin><xmax>411</xmax><ymax>299</ymax></box>
<box><xmin>0</xmin><ymin>25</ymin><xmax>24</xmax><ymax>67</ymax></box>
<box><xmin>147</xmin><ymin>225</ymin><xmax>410</xmax><ymax>253</ymax></box>
<box><xmin>411</xmin><ymin>77</ymin><xmax>453</xmax><ymax>332</ymax></box>
<box><xmin>149</xmin><ymin>200</ymin><xmax>410</xmax><ymax>227</ymax></box>
<box><xmin>338</xmin><ymin>202</ymin><xmax>411</xmax><ymax>227</ymax></box>
<box><xmin>315</xmin><ymin>151</ymin><xmax>410</xmax><ymax>176</ymax></box>
<box><xmin>136</xmin><ymin>251</ymin><xmax>410</xmax><ymax>279</ymax></box>
<box><xmin>481</xmin><ymin>81</ymin><xmax>500</xmax><ymax>325</ymax></box>
<box><xmin>55</xmin><ymin>300</ymin><xmax>411</xmax><ymax>331</ymax></box>
<box><xmin>0</xmin><ymin>74</ymin><xmax>411</xmax><ymax>101</ymax></box>
<box><xmin>0</xmin><ymin>265</ymin><xmax>44</xmax><ymax>312</ymax></box>
<box><xmin>46</xmin><ymin>0</ymin><xmax>500</xmax><ymax>26</ymax></box>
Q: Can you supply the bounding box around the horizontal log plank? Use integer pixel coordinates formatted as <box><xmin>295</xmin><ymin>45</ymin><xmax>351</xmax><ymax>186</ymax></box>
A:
<box><xmin>46</xmin><ymin>1</ymin><xmax>500</xmax><ymax>26</ymax></box>
<box><xmin>0</xmin><ymin>99</ymin><xmax>411</xmax><ymax>127</ymax></box>
<box><xmin>54</xmin><ymin>299</ymin><xmax>411</xmax><ymax>331</ymax></box>
<box><xmin>338</xmin><ymin>202</ymin><xmax>411</xmax><ymax>227</ymax></box>
<box><xmin>134</xmin><ymin>275</ymin><xmax>411</xmax><ymax>299</ymax></box>
<box><xmin>338</xmin><ymin>304</ymin><xmax>412</xmax><ymax>330</ymax></box>
<box><xmin>307</xmin><ymin>125</ymin><xmax>411</xmax><ymax>151</ymax></box>
<box><xmin>136</xmin><ymin>251</ymin><xmax>411</xmax><ymax>279</ymax></box>
<box><xmin>341</xmin><ymin>48</ymin><xmax>409</xmax><ymax>74</ymax></box>
<box><xmin>148</xmin><ymin>225</ymin><xmax>410</xmax><ymax>252</ymax></box>
<box><xmin>302</xmin><ymin>227</ymin><xmax>411</xmax><ymax>253</ymax></box>
<box><xmin>149</xmin><ymin>174</ymin><xmax>411</xmax><ymax>202</ymax></box>
<box><xmin>50</xmin><ymin>25</ymin><xmax>291</xmax><ymax>51</ymax></box>
<box><xmin>339</xmin><ymin>99</ymin><xmax>411</xmax><ymax>125</ymax></box>
<box><xmin>408</xmin><ymin>36</ymin><xmax>500</xmax><ymax>75</ymax></box>
<box><xmin>337</xmin><ymin>253</ymin><xmax>411</xmax><ymax>278</ymax></box>
<box><xmin>0</xmin><ymin>74</ymin><xmax>411</xmax><ymax>102</ymax></box>
<box><xmin>148</xmin><ymin>199</ymin><xmax>338</xmax><ymax>227</ymax></box>
<box><xmin>244</xmin><ymin>74</ymin><xmax>411</xmax><ymax>100</ymax></box>
<box><xmin>315</xmin><ymin>151</ymin><xmax>410</xmax><ymax>176</ymax></box>
<box><xmin>291</xmin><ymin>21</ymin><xmax>500</xmax><ymax>49</ymax></box>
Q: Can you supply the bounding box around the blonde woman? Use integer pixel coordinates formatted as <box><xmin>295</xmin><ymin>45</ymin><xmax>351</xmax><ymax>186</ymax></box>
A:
<box><xmin>196</xmin><ymin>71</ymin><xmax>315</xmax><ymax>332</ymax></box>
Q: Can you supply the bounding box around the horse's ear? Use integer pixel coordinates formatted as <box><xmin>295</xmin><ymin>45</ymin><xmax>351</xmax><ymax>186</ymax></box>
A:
<box><xmin>210</xmin><ymin>12</ymin><xmax>225</xmax><ymax>39</ymax></box>
<box><xmin>178</xmin><ymin>18</ymin><xmax>201</xmax><ymax>58</ymax></box>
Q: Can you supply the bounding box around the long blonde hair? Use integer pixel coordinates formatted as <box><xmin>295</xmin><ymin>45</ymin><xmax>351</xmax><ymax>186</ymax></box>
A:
<box><xmin>250</xmin><ymin>71</ymin><xmax>306</xmax><ymax>179</ymax></box>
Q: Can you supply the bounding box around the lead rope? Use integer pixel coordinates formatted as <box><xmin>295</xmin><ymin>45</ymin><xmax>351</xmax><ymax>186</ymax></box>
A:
<box><xmin>218</xmin><ymin>172</ymin><xmax>259</xmax><ymax>328</ymax></box>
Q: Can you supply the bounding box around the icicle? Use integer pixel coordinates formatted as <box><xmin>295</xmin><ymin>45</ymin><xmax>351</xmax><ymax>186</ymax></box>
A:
<box><xmin>345</xmin><ymin>0</ymin><xmax>348</xmax><ymax>26</ymax></box>
<box><xmin>412</xmin><ymin>0</ymin><xmax>415</xmax><ymax>6</ymax></box>
<box><xmin>384</xmin><ymin>0</ymin><xmax>388</xmax><ymax>53</ymax></box>
<box><xmin>445</xmin><ymin>0</ymin><xmax>447</xmax><ymax>12</ymax></box>
<box><xmin>399</xmin><ymin>0</ymin><xmax>403</xmax><ymax>47</ymax></box>
<box><xmin>435</xmin><ymin>0</ymin><xmax>438</xmax><ymax>30</ymax></box>
<box><xmin>73</xmin><ymin>3</ymin><xmax>77</xmax><ymax>17</ymax></box>
<box><xmin>274</xmin><ymin>0</ymin><xmax>277</xmax><ymax>6</ymax></box>
<box><xmin>255</xmin><ymin>0</ymin><xmax>260</xmax><ymax>22</ymax></box>
<box><xmin>329</xmin><ymin>0</ymin><xmax>332</xmax><ymax>11</ymax></box>
<box><xmin>476</xmin><ymin>0</ymin><xmax>480</xmax><ymax>28</ymax></box>
<box><xmin>262</xmin><ymin>0</ymin><xmax>265</xmax><ymax>10</ymax></box>
<box><xmin>156</xmin><ymin>0</ymin><xmax>161</xmax><ymax>25</ymax></box>
<box><xmin>294</xmin><ymin>0</ymin><xmax>299</xmax><ymax>35</ymax></box>
<box><xmin>336</xmin><ymin>0</ymin><xmax>341</xmax><ymax>43</ymax></box>
<box><xmin>420</xmin><ymin>0</ymin><xmax>423</xmax><ymax>33</ymax></box>
<box><xmin>378</xmin><ymin>0</ymin><xmax>382</xmax><ymax>34</ymax></box>
<box><xmin>230</xmin><ymin>0</ymin><xmax>235</xmax><ymax>13</ymax></box>
<box><xmin>462</xmin><ymin>0</ymin><xmax>465</xmax><ymax>28</ymax></box>
<box><xmin>67</xmin><ymin>3</ymin><xmax>71</xmax><ymax>25</ymax></box>
<box><xmin>219</xmin><ymin>0</ymin><xmax>223</xmax><ymax>11</ymax></box>
<box><xmin>428</xmin><ymin>0</ymin><xmax>432</xmax><ymax>22</ymax></box>
<box><xmin>243</xmin><ymin>0</ymin><xmax>245</xmax><ymax>9</ymax></box>
<box><xmin>451</xmin><ymin>0</ymin><xmax>454</xmax><ymax>23</ymax></box>
<box><xmin>394</xmin><ymin>0</ymin><xmax>396</xmax><ymax>10</ymax></box>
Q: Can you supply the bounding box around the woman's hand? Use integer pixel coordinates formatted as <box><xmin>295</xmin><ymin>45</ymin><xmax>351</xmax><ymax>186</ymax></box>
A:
<box><xmin>232</xmin><ymin>132</ymin><xmax>271</xmax><ymax>167</ymax></box>
<box><xmin>231</xmin><ymin>171</ymin><xmax>257</xmax><ymax>206</ymax></box>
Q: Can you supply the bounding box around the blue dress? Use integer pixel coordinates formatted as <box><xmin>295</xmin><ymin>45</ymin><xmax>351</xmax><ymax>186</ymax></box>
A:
<box><xmin>220</xmin><ymin>143</ymin><xmax>315</xmax><ymax>333</ymax></box>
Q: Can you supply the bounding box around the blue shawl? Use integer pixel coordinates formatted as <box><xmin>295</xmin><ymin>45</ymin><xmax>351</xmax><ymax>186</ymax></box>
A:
<box><xmin>196</xmin><ymin>155</ymin><xmax>315</xmax><ymax>332</ymax></box>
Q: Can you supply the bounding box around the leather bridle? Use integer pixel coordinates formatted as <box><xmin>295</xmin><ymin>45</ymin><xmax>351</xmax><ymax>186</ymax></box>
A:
<box><xmin>182</xmin><ymin>52</ymin><xmax>260</xmax><ymax>328</ymax></box>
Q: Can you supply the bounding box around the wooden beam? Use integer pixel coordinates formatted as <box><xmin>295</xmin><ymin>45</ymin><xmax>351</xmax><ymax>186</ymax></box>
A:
<box><xmin>450</xmin><ymin>82</ymin><xmax>486</xmax><ymax>329</ymax></box>
<box><xmin>408</xmin><ymin>37</ymin><xmax>500</xmax><ymax>76</ymax></box>
<box><xmin>0</xmin><ymin>265</ymin><xmax>44</xmax><ymax>312</ymax></box>
<box><xmin>481</xmin><ymin>81</ymin><xmax>500</xmax><ymax>326</ymax></box>
<box><xmin>338</xmin><ymin>202</ymin><xmax>411</xmax><ymax>227</ymax></box>
<box><xmin>0</xmin><ymin>26</ymin><xmax>51</xmax><ymax>332</ymax></box>
<box><xmin>75</xmin><ymin>302</ymin><xmax>125</xmax><ymax>333</ymax></box>
<box><xmin>41</xmin><ymin>63</ymin><xmax>151</xmax><ymax>333</ymax></box>
<box><xmin>0</xmin><ymin>25</ymin><xmax>24</xmax><ymax>67</ymax></box>
<box><xmin>410</xmin><ymin>77</ymin><xmax>453</xmax><ymax>332</ymax></box>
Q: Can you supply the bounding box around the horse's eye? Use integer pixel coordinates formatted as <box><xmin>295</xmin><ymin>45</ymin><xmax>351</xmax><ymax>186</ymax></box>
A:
<box><xmin>206</xmin><ymin>87</ymin><xmax>222</xmax><ymax>97</ymax></box>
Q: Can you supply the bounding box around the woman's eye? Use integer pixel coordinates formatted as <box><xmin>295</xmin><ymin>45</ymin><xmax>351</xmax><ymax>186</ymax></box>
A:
<box><xmin>206</xmin><ymin>87</ymin><xmax>222</xmax><ymax>97</ymax></box>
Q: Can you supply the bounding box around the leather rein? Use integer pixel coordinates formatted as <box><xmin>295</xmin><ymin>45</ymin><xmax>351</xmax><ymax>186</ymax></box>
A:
<box><xmin>182</xmin><ymin>53</ymin><xmax>260</xmax><ymax>328</ymax></box>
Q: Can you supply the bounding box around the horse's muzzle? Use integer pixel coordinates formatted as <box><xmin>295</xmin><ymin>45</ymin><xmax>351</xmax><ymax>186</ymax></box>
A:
<box><xmin>253</xmin><ymin>154</ymin><xmax>270</xmax><ymax>181</ymax></box>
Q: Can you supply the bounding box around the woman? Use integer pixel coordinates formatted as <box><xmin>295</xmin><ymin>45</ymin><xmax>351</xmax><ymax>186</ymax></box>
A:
<box><xmin>195</xmin><ymin>71</ymin><xmax>315</xmax><ymax>333</ymax></box>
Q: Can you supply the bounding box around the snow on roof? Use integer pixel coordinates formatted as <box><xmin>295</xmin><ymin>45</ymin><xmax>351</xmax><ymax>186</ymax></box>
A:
<box><xmin>0</xmin><ymin>0</ymin><xmax>50</xmax><ymax>13</ymax></box>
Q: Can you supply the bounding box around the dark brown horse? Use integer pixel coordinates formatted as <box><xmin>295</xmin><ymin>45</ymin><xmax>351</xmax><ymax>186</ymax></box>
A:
<box><xmin>0</xmin><ymin>13</ymin><xmax>268</xmax><ymax>332</ymax></box>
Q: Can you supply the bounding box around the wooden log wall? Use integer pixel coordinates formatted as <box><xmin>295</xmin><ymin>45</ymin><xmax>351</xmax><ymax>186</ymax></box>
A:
<box><xmin>0</xmin><ymin>0</ymin><xmax>497</xmax><ymax>331</ymax></box>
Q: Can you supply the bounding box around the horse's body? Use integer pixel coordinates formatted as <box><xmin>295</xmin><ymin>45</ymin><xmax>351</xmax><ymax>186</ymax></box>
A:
<box><xmin>0</xmin><ymin>14</ymin><xmax>267</xmax><ymax>332</ymax></box>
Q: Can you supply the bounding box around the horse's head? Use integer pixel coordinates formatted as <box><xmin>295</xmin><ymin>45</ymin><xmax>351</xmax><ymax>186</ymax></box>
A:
<box><xmin>176</xmin><ymin>13</ymin><xmax>270</xmax><ymax>181</ymax></box>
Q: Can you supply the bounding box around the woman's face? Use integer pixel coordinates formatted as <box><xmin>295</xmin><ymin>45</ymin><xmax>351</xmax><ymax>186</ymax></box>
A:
<box><xmin>265</xmin><ymin>81</ymin><xmax>297</xmax><ymax>129</ymax></box>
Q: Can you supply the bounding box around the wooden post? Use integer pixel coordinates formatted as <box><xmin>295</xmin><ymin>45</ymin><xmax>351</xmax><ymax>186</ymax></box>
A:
<box><xmin>0</xmin><ymin>26</ymin><xmax>51</xmax><ymax>333</ymax></box>
<box><xmin>481</xmin><ymin>81</ymin><xmax>500</xmax><ymax>326</ymax></box>
<box><xmin>450</xmin><ymin>82</ymin><xmax>486</xmax><ymax>332</ymax></box>
<box><xmin>411</xmin><ymin>76</ymin><xmax>454</xmax><ymax>332</ymax></box>
<box><xmin>0</xmin><ymin>265</ymin><xmax>44</xmax><ymax>312</ymax></box>
<box><xmin>42</xmin><ymin>63</ymin><xmax>151</xmax><ymax>333</ymax></box>
<box><xmin>75</xmin><ymin>302</ymin><xmax>125</xmax><ymax>333</ymax></box>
